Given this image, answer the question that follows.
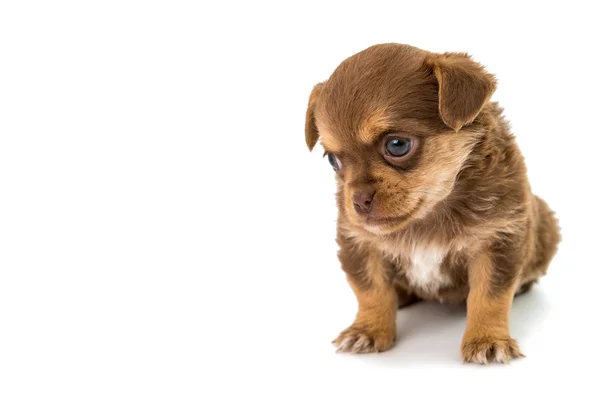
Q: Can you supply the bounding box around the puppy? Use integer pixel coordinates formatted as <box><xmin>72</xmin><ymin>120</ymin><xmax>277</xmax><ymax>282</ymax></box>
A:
<box><xmin>304</xmin><ymin>43</ymin><xmax>560</xmax><ymax>364</ymax></box>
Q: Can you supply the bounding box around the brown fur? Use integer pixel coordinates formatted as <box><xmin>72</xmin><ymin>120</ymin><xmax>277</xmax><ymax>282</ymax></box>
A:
<box><xmin>304</xmin><ymin>43</ymin><xmax>560</xmax><ymax>363</ymax></box>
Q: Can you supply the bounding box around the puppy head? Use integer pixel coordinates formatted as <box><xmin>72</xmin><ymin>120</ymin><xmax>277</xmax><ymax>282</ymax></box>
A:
<box><xmin>305</xmin><ymin>43</ymin><xmax>496</xmax><ymax>235</ymax></box>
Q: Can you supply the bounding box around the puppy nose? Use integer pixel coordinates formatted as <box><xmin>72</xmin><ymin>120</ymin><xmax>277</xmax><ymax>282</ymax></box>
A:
<box><xmin>353</xmin><ymin>190</ymin><xmax>375</xmax><ymax>214</ymax></box>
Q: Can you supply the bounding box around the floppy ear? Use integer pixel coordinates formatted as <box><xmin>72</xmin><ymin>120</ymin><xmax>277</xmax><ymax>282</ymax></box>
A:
<box><xmin>429</xmin><ymin>53</ymin><xmax>497</xmax><ymax>131</ymax></box>
<box><xmin>304</xmin><ymin>82</ymin><xmax>324</xmax><ymax>151</ymax></box>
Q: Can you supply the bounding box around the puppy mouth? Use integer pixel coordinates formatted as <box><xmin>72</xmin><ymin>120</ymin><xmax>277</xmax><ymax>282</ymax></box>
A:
<box><xmin>362</xmin><ymin>198</ymin><xmax>424</xmax><ymax>227</ymax></box>
<box><xmin>365</xmin><ymin>215</ymin><xmax>409</xmax><ymax>225</ymax></box>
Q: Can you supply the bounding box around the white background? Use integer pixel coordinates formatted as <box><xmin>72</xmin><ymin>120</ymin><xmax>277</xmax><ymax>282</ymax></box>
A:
<box><xmin>1</xmin><ymin>1</ymin><xmax>599</xmax><ymax>399</ymax></box>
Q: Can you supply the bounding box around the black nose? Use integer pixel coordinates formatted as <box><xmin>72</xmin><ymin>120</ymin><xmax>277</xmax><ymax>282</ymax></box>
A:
<box><xmin>353</xmin><ymin>190</ymin><xmax>375</xmax><ymax>214</ymax></box>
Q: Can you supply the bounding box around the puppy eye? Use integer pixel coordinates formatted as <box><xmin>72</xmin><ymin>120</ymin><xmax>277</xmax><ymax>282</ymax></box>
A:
<box><xmin>327</xmin><ymin>152</ymin><xmax>342</xmax><ymax>172</ymax></box>
<box><xmin>385</xmin><ymin>137</ymin><xmax>413</xmax><ymax>157</ymax></box>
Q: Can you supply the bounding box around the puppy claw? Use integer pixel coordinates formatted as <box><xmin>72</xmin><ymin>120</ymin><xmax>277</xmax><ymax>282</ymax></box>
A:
<box><xmin>461</xmin><ymin>337</ymin><xmax>524</xmax><ymax>364</ymax></box>
<box><xmin>333</xmin><ymin>325</ymin><xmax>395</xmax><ymax>354</ymax></box>
<box><xmin>350</xmin><ymin>334</ymin><xmax>372</xmax><ymax>353</ymax></box>
<box><xmin>336</xmin><ymin>336</ymin><xmax>355</xmax><ymax>353</ymax></box>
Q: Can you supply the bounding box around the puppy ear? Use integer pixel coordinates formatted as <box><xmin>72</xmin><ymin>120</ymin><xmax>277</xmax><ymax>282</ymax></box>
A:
<box><xmin>305</xmin><ymin>82</ymin><xmax>324</xmax><ymax>151</ymax></box>
<box><xmin>429</xmin><ymin>53</ymin><xmax>497</xmax><ymax>131</ymax></box>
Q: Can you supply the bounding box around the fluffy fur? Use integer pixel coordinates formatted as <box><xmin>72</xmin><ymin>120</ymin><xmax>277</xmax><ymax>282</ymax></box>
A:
<box><xmin>304</xmin><ymin>43</ymin><xmax>560</xmax><ymax>363</ymax></box>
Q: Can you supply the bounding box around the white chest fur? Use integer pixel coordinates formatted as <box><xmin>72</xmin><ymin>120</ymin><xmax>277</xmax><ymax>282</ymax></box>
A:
<box><xmin>404</xmin><ymin>244</ymin><xmax>451</xmax><ymax>293</ymax></box>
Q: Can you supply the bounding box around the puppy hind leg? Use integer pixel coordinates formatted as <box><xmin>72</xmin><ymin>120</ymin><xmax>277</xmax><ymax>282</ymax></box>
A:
<box><xmin>514</xmin><ymin>279</ymin><xmax>537</xmax><ymax>297</ymax></box>
<box><xmin>531</xmin><ymin>195</ymin><xmax>561</xmax><ymax>277</ymax></box>
<box><xmin>395</xmin><ymin>283</ymin><xmax>421</xmax><ymax>309</ymax></box>
<box><xmin>515</xmin><ymin>195</ymin><xmax>560</xmax><ymax>297</ymax></box>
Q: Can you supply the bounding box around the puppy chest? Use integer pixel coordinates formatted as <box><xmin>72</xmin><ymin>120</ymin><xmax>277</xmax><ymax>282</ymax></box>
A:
<box><xmin>401</xmin><ymin>245</ymin><xmax>452</xmax><ymax>294</ymax></box>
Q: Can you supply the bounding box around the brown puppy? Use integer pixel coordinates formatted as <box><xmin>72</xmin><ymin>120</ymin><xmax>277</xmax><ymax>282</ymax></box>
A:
<box><xmin>304</xmin><ymin>43</ymin><xmax>560</xmax><ymax>364</ymax></box>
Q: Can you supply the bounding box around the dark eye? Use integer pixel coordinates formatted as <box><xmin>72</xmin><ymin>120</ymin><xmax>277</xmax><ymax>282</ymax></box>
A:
<box><xmin>385</xmin><ymin>137</ymin><xmax>413</xmax><ymax>157</ymax></box>
<box><xmin>327</xmin><ymin>153</ymin><xmax>342</xmax><ymax>172</ymax></box>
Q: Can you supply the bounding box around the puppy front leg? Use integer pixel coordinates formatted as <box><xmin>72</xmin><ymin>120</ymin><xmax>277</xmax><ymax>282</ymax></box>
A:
<box><xmin>461</xmin><ymin>251</ymin><xmax>524</xmax><ymax>364</ymax></box>
<box><xmin>333</xmin><ymin>241</ymin><xmax>397</xmax><ymax>353</ymax></box>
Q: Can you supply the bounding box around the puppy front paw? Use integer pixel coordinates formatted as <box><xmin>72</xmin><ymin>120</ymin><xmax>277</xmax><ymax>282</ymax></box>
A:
<box><xmin>333</xmin><ymin>324</ymin><xmax>396</xmax><ymax>354</ymax></box>
<box><xmin>461</xmin><ymin>336</ymin><xmax>524</xmax><ymax>364</ymax></box>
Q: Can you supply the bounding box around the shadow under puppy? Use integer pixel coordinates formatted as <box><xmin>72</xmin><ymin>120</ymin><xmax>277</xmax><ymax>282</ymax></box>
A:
<box><xmin>304</xmin><ymin>43</ymin><xmax>560</xmax><ymax>364</ymax></box>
